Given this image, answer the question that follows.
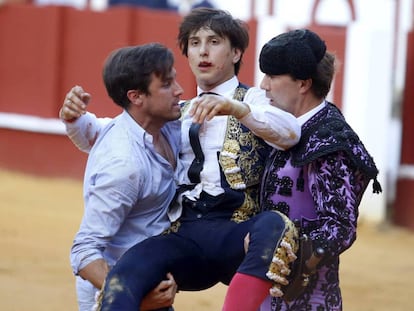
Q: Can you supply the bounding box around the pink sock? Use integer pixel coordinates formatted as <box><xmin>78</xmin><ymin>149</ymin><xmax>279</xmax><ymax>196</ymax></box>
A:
<box><xmin>222</xmin><ymin>273</ymin><xmax>272</xmax><ymax>311</ymax></box>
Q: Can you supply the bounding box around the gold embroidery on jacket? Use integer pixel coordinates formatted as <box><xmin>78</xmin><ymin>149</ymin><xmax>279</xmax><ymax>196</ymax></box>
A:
<box><xmin>230</xmin><ymin>188</ymin><xmax>260</xmax><ymax>222</ymax></box>
<box><xmin>220</xmin><ymin>87</ymin><xmax>267</xmax><ymax>222</ymax></box>
<box><xmin>180</xmin><ymin>88</ymin><xmax>268</xmax><ymax>222</ymax></box>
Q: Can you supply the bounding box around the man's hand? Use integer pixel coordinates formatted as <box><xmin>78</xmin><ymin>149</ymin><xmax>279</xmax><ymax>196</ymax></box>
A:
<box><xmin>189</xmin><ymin>94</ymin><xmax>250</xmax><ymax>123</ymax></box>
<box><xmin>59</xmin><ymin>85</ymin><xmax>91</xmax><ymax>122</ymax></box>
<box><xmin>140</xmin><ymin>273</ymin><xmax>177</xmax><ymax>311</ymax></box>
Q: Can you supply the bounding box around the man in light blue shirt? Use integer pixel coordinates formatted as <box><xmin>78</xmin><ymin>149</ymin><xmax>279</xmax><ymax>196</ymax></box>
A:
<box><xmin>67</xmin><ymin>43</ymin><xmax>182</xmax><ymax>311</ymax></box>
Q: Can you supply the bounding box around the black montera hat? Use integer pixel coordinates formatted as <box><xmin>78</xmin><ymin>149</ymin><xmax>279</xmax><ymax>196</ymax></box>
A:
<box><xmin>259</xmin><ymin>29</ymin><xmax>326</xmax><ymax>80</ymax></box>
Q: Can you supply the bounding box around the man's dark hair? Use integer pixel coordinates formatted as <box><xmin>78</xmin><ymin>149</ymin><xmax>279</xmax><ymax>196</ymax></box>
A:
<box><xmin>177</xmin><ymin>7</ymin><xmax>249</xmax><ymax>75</ymax></box>
<box><xmin>103</xmin><ymin>43</ymin><xmax>174</xmax><ymax>108</ymax></box>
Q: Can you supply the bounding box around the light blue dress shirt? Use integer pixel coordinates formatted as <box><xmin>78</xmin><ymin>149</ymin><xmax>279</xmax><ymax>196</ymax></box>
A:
<box><xmin>70</xmin><ymin>110</ymin><xmax>180</xmax><ymax>274</ymax></box>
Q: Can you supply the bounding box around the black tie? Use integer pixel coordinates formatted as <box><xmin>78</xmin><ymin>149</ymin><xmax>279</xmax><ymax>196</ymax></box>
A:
<box><xmin>187</xmin><ymin>92</ymin><xmax>220</xmax><ymax>184</ymax></box>
<box><xmin>188</xmin><ymin>122</ymin><xmax>204</xmax><ymax>183</ymax></box>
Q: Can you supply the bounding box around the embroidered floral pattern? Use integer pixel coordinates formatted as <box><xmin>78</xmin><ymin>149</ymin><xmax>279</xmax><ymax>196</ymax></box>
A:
<box><xmin>219</xmin><ymin>116</ymin><xmax>266</xmax><ymax>190</ymax></box>
<box><xmin>220</xmin><ymin>139</ymin><xmax>246</xmax><ymax>190</ymax></box>
<box><xmin>230</xmin><ymin>188</ymin><xmax>259</xmax><ymax>222</ymax></box>
<box><xmin>162</xmin><ymin>220</ymin><xmax>181</xmax><ymax>234</ymax></box>
<box><xmin>266</xmin><ymin>212</ymin><xmax>299</xmax><ymax>297</ymax></box>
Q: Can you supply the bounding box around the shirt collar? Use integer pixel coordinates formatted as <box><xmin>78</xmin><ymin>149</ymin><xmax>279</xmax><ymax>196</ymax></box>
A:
<box><xmin>197</xmin><ymin>76</ymin><xmax>239</xmax><ymax>97</ymax></box>
<box><xmin>297</xmin><ymin>100</ymin><xmax>326</xmax><ymax>126</ymax></box>
<box><xmin>120</xmin><ymin>110</ymin><xmax>150</xmax><ymax>146</ymax></box>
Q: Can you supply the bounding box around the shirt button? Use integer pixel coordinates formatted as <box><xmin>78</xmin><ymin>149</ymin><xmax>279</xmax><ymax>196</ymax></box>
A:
<box><xmin>197</xmin><ymin>214</ymin><xmax>202</xmax><ymax>219</ymax></box>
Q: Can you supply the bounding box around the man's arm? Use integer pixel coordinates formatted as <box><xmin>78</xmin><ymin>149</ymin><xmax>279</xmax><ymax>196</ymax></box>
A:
<box><xmin>189</xmin><ymin>88</ymin><xmax>301</xmax><ymax>150</ymax></box>
<box><xmin>240</xmin><ymin>87</ymin><xmax>301</xmax><ymax>150</ymax></box>
<box><xmin>60</xmin><ymin>85</ymin><xmax>111</xmax><ymax>153</ymax></box>
<box><xmin>78</xmin><ymin>258</ymin><xmax>110</xmax><ymax>289</ymax></box>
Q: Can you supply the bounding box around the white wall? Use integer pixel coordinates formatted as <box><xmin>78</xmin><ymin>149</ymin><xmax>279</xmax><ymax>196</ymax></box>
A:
<box><xmin>342</xmin><ymin>23</ymin><xmax>393</xmax><ymax>222</ymax></box>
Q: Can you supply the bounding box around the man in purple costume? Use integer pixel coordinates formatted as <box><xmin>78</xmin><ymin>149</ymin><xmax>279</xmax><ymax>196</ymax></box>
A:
<box><xmin>254</xmin><ymin>29</ymin><xmax>382</xmax><ymax>311</ymax></box>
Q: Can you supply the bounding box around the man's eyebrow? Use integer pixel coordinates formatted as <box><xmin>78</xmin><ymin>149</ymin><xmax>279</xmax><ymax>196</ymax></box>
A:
<box><xmin>189</xmin><ymin>34</ymin><xmax>221</xmax><ymax>40</ymax></box>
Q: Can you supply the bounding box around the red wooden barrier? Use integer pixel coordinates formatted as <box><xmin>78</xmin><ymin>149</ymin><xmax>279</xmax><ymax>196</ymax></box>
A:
<box><xmin>0</xmin><ymin>5</ymin><xmax>62</xmax><ymax>117</ymax></box>
<box><xmin>393</xmin><ymin>30</ymin><xmax>414</xmax><ymax>230</ymax></box>
<box><xmin>0</xmin><ymin>128</ymin><xmax>89</xmax><ymax>179</ymax></box>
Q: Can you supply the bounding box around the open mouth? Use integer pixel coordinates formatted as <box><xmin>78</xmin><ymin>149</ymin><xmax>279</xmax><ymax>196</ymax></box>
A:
<box><xmin>199</xmin><ymin>61</ymin><xmax>212</xmax><ymax>68</ymax></box>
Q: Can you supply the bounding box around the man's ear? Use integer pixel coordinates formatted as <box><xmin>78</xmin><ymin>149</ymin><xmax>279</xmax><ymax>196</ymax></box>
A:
<box><xmin>299</xmin><ymin>79</ymin><xmax>312</xmax><ymax>94</ymax></box>
<box><xmin>127</xmin><ymin>89</ymin><xmax>143</xmax><ymax>105</ymax></box>
<box><xmin>232</xmin><ymin>48</ymin><xmax>242</xmax><ymax>64</ymax></box>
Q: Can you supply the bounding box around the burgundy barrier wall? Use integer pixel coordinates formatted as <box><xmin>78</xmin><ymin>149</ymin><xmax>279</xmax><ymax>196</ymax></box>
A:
<box><xmin>0</xmin><ymin>5</ymin><xmax>63</xmax><ymax>117</ymax></box>
<box><xmin>0</xmin><ymin>128</ymin><xmax>89</xmax><ymax>179</ymax></box>
<box><xmin>393</xmin><ymin>30</ymin><xmax>414</xmax><ymax>230</ymax></box>
<box><xmin>0</xmin><ymin>5</ymin><xmax>256</xmax><ymax>179</ymax></box>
